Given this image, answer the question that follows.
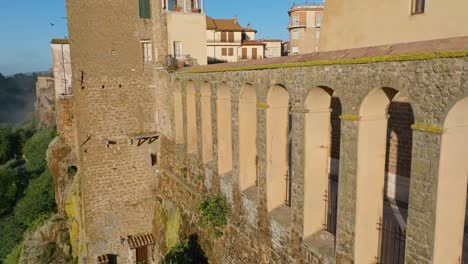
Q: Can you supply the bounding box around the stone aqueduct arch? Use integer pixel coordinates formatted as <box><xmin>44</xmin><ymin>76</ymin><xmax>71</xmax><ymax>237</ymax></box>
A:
<box><xmin>172</xmin><ymin>67</ymin><xmax>467</xmax><ymax>263</ymax></box>
<box><xmin>433</xmin><ymin>96</ymin><xmax>468</xmax><ymax>264</ymax></box>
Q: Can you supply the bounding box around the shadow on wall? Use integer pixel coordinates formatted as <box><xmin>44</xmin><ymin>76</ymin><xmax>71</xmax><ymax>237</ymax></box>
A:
<box><xmin>384</xmin><ymin>100</ymin><xmax>414</xmax><ymax>224</ymax></box>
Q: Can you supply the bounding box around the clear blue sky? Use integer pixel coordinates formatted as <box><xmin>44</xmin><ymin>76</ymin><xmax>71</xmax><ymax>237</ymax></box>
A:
<box><xmin>0</xmin><ymin>0</ymin><xmax>297</xmax><ymax>75</ymax></box>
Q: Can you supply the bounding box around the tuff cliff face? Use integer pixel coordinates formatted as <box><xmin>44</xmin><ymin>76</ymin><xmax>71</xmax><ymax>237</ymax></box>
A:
<box><xmin>19</xmin><ymin>215</ymin><xmax>73</xmax><ymax>264</ymax></box>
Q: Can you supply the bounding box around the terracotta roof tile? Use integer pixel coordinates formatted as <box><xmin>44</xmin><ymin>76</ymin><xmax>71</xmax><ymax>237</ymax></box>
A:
<box><xmin>206</xmin><ymin>16</ymin><xmax>256</xmax><ymax>32</ymax></box>
<box><xmin>178</xmin><ymin>36</ymin><xmax>468</xmax><ymax>73</ymax></box>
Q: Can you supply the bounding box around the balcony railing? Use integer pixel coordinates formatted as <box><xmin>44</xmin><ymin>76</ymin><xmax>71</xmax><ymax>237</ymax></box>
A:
<box><xmin>165</xmin><ymin>54</ymin><xmax>198</xmax><ymax>70</ymax></box>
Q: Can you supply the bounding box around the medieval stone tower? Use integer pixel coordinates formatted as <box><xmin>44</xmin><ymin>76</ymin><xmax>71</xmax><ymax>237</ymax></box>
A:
<box><xmin>65</xmin><ymin>0</ymin><xmax>173</xmax><ymax>262</ymax></box>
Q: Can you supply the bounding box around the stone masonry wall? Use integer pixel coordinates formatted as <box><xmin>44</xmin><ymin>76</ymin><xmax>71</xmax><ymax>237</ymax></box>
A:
<box><xmin>169</xmin><ymin>56</ymin><xmax>468</xmax><ymax>264</ymax></box>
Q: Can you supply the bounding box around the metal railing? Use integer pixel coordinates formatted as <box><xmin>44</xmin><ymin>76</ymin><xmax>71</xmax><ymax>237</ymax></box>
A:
<box><xmin>165</xmin><ymin>54</ymin><xmax>198</xmax><ymax>70</ymax></box>
<box><xmin>376</xmin><ymin>217</ymin><xmax>406</xmax><ymax>264</ymax></box>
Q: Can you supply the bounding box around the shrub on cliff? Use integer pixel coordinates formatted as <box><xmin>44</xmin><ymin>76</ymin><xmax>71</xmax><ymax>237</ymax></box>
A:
<box><xmin>195</xmin><ymin>195</ymin><xmax>228</xmax><ymax>239</ymax></box>
<box><xmin>162</xmin><ymin>235</ymin><xmax>208</xmax><ymax>264</ymax></box>
<box><xmin>22</xmin><ymin>127</ymin><xmax>55</xmax><ymax>174</ymax></box>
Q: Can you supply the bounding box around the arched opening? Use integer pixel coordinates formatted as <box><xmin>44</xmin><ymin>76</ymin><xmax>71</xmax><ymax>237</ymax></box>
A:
<box><xmin>186</xmin><ymin>81</ymin><xmax>198</xmax><ymax>154</ymax></box>
<box><xmin>174</xmin><ymin>80</ymin><xmax>184</xmax><ymax>144</ymax></box>
<box><xmin>303</xmin><ymin>86</ymin><xmax>341</xmax><ymax>238</ymax></box>
<box><xmin>200</xmin><ymin>82</ymin><xmax>213</xmax><ymax>163</ymax></box>
<box><xmin>217</xmin><ymin>83</ymin><xmax>232</xmax><ymax>175</ymax></box>
<box><xmin>433</xmin><ymin>97</ymin><xmax>468</xmax><ymax>264</ymax></box>
<box><xmin>355</xmin><ymin>88</ymin><xmax>413</xmax><ymax>264</ymax></box>
<box><xmin>239</xmin><ymin>84</ymin><xmax>257</xmax><ymax>192</ymax></box>
<box><xmin>266</xmin><ymin>85</ymin><xmax>290</xmax><ymax>212</ymax></box>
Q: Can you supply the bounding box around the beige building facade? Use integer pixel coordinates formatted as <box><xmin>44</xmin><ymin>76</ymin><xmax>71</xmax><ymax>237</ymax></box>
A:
<box><xmin>320</xmin><ymin>0</ymin><xmax>468</xmax><ymax>51</ymax></box>
<box><xmin>51</xmin><ymin>39</ymin><xmax>72</xmax><ymax>98</ymax></box>
<box><xmin>165</xmin><ymin>0</ymin><xmax>207</xmax><ymax>66</ymax></box>
<box><xmin>262</xmin><ymin>39</ymin><xmax>285</xmax><ymax>58</ymax></box>
<box><xmin>288</xmin><ymin>4</ymin><xmax>323</xmax><ymax>55</ymax></box>
<box><xmin>206</xmin><ymin>17</ymin><xmax>266</xmax><ymax>63</ymax></box>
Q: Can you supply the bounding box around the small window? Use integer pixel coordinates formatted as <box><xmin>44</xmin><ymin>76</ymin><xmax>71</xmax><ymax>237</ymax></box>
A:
<box><xmin>151</xmin><ymin>153</ymin><xmax>158</xmax><ymax>166</ymax></box>
<box><xmin>141</xmin><ymin>41</ymin><xmax>153</xmax><ymax>63</ymax></box>
<box><xmin>228</xmin><ymin>48</ymin><xmax>234</xmax><ymax>56</ymax></box>
<box><xmin>174</xmin><ymin>41</ymin><xmax>182</xmax><ymax>58</ymax></box>
<box><xmin>139</xmin><ymin>0</ymin><xmax>151</xmax><ymax>19</ymax></box>
<box><xmin>222</xmin><ymin>48</ymin><xmax>227</xmax><ymax>56</ymax></box>
<box><xmin>412</xmin><ymin>0</ymin><xmax>425</xmax><ymax>14</ymax></box>
<box><xmin>292</xmin><ymin>46</ymin><xmax>299</xmax><ymax>55</ymax></box>
<box><xmin>315</xmin><ymin>12</ymin><xmax>323</xmax><ymax>27</ymax></box>
<box><xmin>292</xmin><ymin>14</ymin><xmax>299</xmax><ymax>26</ymax></box>
<box><xmin>291</xmin><ymin>30</ymin><xmax>299</xmax><ymax>40</ymax></box>
<box><xmin>228</xmin><ymin>32</ymin><xmax>234</xmax><ymax>42</ymax></box>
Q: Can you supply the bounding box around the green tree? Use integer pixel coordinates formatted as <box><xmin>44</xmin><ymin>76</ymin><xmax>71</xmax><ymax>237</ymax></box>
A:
<box><xmin>0</xmin><ymin>128</ymin><xmax>15</xmax><ymax>164</ymax></box>
<box><xmin>14</xmin><ymin>169</ymin><xmax>56</xmax><ymax>227</ymax></box>
<box><xmin>0</xmin><ymin>216</ymin><xmax>25</xmax><ymax>262</ymax></box>
<box><xmin>22</xmin><ymin>127</ymin><xmax>55</xmax><ymax>174</ymax></box>
<box><xmin>0</xmin><ymin>163</ymin><xmax>20</xmax><ymax>215</ymax></box>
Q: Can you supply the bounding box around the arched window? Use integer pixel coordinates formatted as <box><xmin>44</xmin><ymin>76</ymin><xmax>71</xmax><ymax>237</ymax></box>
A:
<box><xmin>355</xmin><ymin>88</ymin><xmax>413</xmax><ymax>263</ymax></box>
<box><xmin>433</xmin><ymin>97</ymin><xmax>468</xmax><ymax>263</ymax></box>
<box><xmin>266</xmin><ymin>85</ymin><xmax>290</xmax><ymax>212</ymax></box>
<box><xmin>303</xmin><ymin>87</ymin><xmax>341</xmax><ymax>238</ymax></box>
<box><xmin>239</xmin><ymin>84</ymin><xmax>257</xmax><ymax>191</ymax></box>
<box><xmin>186</xmin><ymin>81</ymin><xmax>198</xmax><ymax>153</ymax></box>
<box><xmin>217</xmin><ymin>83</ymin><xmax>232</xmax><ymax>175</ymax></box>
<box><xmin>200</xmin><ymin>82</ymin><xmax>213</xmax><ymax>163</ymax></box>
<box><xmin>174</xmin><ymin>80</ymin><xmax>184</xmax><ymax>144</ymax></box>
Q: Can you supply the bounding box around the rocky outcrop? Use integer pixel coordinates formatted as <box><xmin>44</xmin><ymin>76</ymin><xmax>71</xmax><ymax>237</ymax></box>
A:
<box><xmin>19</xmin><ymin>214</ymin><xmax>73</xmax><ymax>264</ymax></box>
<box><xmin>47</xmin><ymin>137</ymin><xmax>77</xmax><ymax>213</ymax></box>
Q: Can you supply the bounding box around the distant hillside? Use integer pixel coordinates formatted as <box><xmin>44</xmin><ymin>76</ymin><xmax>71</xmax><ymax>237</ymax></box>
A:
<box><xmin>0</xmin><ymin>73</ymin><xmax>38</xmax><ymax>125</ymax></box>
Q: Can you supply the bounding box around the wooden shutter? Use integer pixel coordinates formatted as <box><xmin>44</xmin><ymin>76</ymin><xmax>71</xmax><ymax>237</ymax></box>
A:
<box><xmin>221</xmin><ymin>32</ymin><xmax>227</xmax><ymax>42</ymax></box>
<box><xmin>242</xmin><ymin>48</ymin><xmax>247</xmax><ymax>59</ymax></box>
<box><xmin>139</xmin><ymin>0</ymin><xmax>151</xmax><ymax>19</ymax></box>
<box><xmin>136</xmin><ymin>246</ymin><xmax>148</xmax><ymax>263</ymax></box>
<box><xmin>252</xmin><ymin>48</ymin><xmax>257</xmax><ymax>59</ymax></box>
<box><xmin>222</xmin><ymin>48</ymin><xmax>227</xmax><ymax>56</ymax></box>
<box><xmin>299</xmin><ymin>12</ymin><xmax>306</xmax><ymax>26</ymax></box>
<box><xmin>228</xmin><ymin>32</ymin><xmax>234</xmax><ymax>42</ymax></box>
<box><xmin>228</xmin><ymin>48</ymin><xmax>234</xmax><ymax>56</ymax></box>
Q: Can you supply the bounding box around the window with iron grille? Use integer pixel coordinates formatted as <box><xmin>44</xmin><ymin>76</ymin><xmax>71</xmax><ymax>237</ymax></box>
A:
<box><xmin>222</xmin><ymin>48</ymin><xmax>227</xmax><ymax>56</ymax></box>
<box><xmin>228</xmin><ymin>48</ymin><xmax>234</xmax><ymax>56</ymax></box>
<box><xmin>411</xmin><ymin>0</ymin><xmax>425</xmax><ymax>14</ymax></box>
<box><xmin>141</xmin><ymin>41</ymin><xmax>153</xmax><ymax>63</ymax></box>
<box><xmin>139</xmin><ymin>0</ymin><xmax>151</xmax><ymax>19</ymax></box>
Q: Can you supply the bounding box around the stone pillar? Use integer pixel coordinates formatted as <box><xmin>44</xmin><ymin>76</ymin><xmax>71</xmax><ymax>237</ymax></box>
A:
<box><xmin>230</xmin><ymin>85</ymin><xmax>242</xmax><ymax>225</ymax></box>
<box><xmin>256</xmin><ymin>91</ymin><xmax>269</xmax><ymax>238</ymax></box>
<box><xmin>200</xmin><ymin>0</ymin><xmax>204</xmax><ymax>13</ymax></box>
<box><xmin>335</xmin><ymin>115</ymin><xmax>359</xmax><ymax>263</ymax></box>
<box><xmin>404</xmin><ymin>129</ymin><xmax>441</xmax><ymax>264</ymax></box>
<box><xmin>290</xmin><ymin>107</ymin><xmax>307</xmax><ymax>257</ymax></box>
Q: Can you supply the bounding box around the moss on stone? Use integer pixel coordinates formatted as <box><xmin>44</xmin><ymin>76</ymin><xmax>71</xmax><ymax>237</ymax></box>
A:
<box><xmin>256</xmin><ymin>102</ymin><xmax>269</xmax><ymax>108</ymax></box>
<box><xmin>64</xmin><ymin>175</ymin><xmax>81</xmax><ymax>258</ymax></box>
<box><xmin>178</xmin><ymin>50</ymin><xmax>468</xmax><ymax>74</ymax></box>
<box><xmin>164</xmin><ymin>204</ymin><xmax>182</xmax><ymax>250</ymax></box>
<box><xmin>412</xmin><ymin>123</ymin><xmax>444</xmax><ymax>134</ymax></box>
<box><xmin>339</xmin><ymin>114</ymin><xmax>360</xmax><ymax>121</ymax></box>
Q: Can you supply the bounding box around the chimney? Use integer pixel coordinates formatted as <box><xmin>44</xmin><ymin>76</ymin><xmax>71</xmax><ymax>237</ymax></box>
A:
<box><xmin>246</xmin><ymin>22</ymin><xmax>251</xmax><ymax>29</ymax></box>
<box><xmin>233</xmin><ymin>15</ymin><xmax>238</xmax><ymax>24</ymax></box>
